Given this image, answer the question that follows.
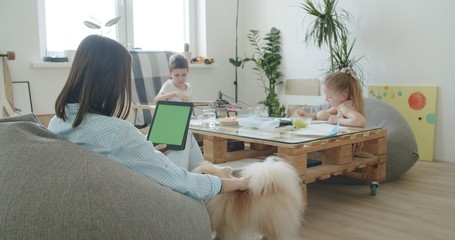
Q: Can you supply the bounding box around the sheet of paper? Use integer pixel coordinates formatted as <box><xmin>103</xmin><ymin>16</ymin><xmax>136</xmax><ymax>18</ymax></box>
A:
<box><xmin>311</xmin><ymin>120</ymin><xmax>328</xmax><ymax>124</ymax></box>
<box><xmin>190</xmin><ymin>119</ymin><xmax>203</xmax><ymax>126</ymax></box>
<box><xmin>293</xmin><ymin>123</ymin><xmax>338</xmax><ymax>136</ymax></box>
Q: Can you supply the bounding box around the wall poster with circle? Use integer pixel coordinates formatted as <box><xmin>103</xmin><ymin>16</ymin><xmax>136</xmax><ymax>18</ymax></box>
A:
<box><xmin>368</xmin><ymin>85</ymin><xmax>438</xmax><ymax>161</ymax></box>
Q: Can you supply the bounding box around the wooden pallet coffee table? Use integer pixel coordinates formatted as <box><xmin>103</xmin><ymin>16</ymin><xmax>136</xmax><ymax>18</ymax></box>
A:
<box><xmin>190</xmin><ymin>122</ymin><xmax>387</xmax><ymax>204</ymax></box>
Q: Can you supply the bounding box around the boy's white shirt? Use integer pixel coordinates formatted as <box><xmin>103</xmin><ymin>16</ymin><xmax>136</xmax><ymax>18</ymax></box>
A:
<box><xmin>159</xmin><ymin>79</ymin><xmax>192</xmax><ymax>102</ymax></box>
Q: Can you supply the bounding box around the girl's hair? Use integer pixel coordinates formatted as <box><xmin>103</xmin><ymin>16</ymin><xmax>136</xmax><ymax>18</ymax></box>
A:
<box><xmin>54</xmin><ymin>35</ymin><xmax>132</xmax><ymax>127</ymax></box>
<box><xmin>323</xmin><ymin>68</ymin><xmax>366</xmax><ymax>118</ymax></box>
<box><xmin>169</xmin><ymin>54</ymin><xmax>189</xmax><ymax>71</ymax></box>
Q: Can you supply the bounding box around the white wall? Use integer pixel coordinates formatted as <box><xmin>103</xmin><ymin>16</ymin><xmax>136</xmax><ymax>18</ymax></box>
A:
<box><xmin>1</xmin><ymin>0</ymin><xmax>454</xmax><ymax>163</ymax></box>
<box><xmin>239</xmin><ymin>0</ymin><xmax>455</xmax><ymax>163</ymax></box>
<box><xmin>191</xmin><ymin>0</ymin><xmax>239</xmax><ymax>102</ymax></box>
<box><xmin>0</xmin><ymin>0</ymin><xmax>68</xmax><ymax>115</ymax></box>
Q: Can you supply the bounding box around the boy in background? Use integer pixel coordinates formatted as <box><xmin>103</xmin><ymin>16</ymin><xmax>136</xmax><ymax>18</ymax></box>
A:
<box><xmin>153</xmin><ymin>54</ymin><xmax>203</xmax><ymax>170</ymax></box>
<box><xmin>154</xmin><ymin>54</ymin><xmax>192</xmax><ymax>102</ymax></box>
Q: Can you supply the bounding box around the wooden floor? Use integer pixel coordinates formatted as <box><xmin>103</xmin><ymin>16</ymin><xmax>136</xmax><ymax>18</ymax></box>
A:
<box><xmin>300</xmin><ymin>161</ymin><xmax>455</xmax><ymax>240</ymax></box>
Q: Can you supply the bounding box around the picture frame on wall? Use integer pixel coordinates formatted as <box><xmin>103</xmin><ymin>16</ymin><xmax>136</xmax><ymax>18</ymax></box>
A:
<box><xmin>12</xmin><ymin>81</ymin><xmax>33</xmax><ymax>113</ymax></box>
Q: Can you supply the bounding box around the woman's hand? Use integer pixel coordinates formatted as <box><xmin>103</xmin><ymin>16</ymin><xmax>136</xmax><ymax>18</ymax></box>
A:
<box><xmin>154</xmin><ymin>144</ymin><xmax>171</xmax><ymax>154</ymax></box>
<box><xmin>237</xmin><ymin>176</ymin><xmax>250</xmax><ymax>191</ymax></box>
<box><xmin>219</xmin><ymin>176</ymin><xmax>250</xmax><ymax>193</ymax></box>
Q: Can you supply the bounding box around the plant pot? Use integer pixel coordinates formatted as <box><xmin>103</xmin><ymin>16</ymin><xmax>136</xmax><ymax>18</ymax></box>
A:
<box><xmin>182</xmin><ymin>52</ymin><xmax>192</xmax><ymax>63</ymax></box>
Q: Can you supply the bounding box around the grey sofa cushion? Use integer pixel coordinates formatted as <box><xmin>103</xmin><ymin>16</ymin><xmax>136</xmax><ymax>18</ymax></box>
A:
<box><xmin>0</xmin><ymin>114</ymin><xmax>211</xmax><ymax>240</ymax></box>
<box><xmin>364</xmin><ymin>98</ymin><xmax>419</xmax><ymax>181</ymax></box>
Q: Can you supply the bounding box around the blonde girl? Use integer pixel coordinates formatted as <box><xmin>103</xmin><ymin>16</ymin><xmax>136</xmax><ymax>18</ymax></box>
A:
<box><xmin>313</xmin><ymin>68</ymin><xmax>367</xmax><ymax>128</ymax></box>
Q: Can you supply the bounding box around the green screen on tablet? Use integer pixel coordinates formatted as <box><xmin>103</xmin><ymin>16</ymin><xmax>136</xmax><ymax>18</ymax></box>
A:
<box><xmin>147</xmin><ymin>101</ymin><xmax>194</xmax><ymax>150</ymax></box>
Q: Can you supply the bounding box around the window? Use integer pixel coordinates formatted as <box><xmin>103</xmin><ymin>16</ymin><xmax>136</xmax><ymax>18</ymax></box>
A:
<box><xmin>41</xmin><ymin>0</ymin><xmax>192</xmax><ymax>56</ymax></box>
<box><xmin>131</xmin><ymin>1</ymin><xmax>189</xmax><ymax>51</ymax></box>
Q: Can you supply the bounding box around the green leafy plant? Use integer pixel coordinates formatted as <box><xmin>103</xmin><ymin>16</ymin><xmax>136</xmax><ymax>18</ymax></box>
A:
<box><xmin>299</xmin><ymin>0</ymin><xmax>351</xmax><ymax>69</ymax></box>
<box><xmin>229</xmin><ymin>27</ymin><xmax>285</xmax><ymax>117</ymax></box>
<box><xmin>83</xmin><ymin>16</ymin><xmax>121</xmax><ymax>36</ymax></box>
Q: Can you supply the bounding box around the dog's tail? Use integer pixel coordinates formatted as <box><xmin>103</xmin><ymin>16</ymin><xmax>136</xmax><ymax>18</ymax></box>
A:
<box><xmin>241</xmin><ymin>156</ymin><xmax>302</xmax><ymax>197</ymax></box>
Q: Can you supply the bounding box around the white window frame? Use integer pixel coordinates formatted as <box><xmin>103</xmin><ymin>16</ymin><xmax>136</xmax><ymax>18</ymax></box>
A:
<box><xmin>37</xmin><ymin>0</ymin><xmax>203</xmax><ymax>58</ymax></box>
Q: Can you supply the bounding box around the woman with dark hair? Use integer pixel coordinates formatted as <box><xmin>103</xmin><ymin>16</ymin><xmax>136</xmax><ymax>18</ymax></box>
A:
<box><xmin>48</xmin><ymin>35</ymin><xmax>248</xmax><ymax>200</ymax></box>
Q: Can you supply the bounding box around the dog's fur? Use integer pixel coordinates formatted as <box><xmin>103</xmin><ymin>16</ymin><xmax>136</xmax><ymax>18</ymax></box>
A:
<box><xmin>193</xmin><ymin>156</ymin><xmax>305</xmax><ymax>240</ymax></box>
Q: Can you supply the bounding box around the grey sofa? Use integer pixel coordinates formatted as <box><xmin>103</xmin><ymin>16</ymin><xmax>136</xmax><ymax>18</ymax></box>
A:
<box><xmin>0</xmin><ymin>114</ymin><xmax>211</xmax><ymax>240</ymax></box>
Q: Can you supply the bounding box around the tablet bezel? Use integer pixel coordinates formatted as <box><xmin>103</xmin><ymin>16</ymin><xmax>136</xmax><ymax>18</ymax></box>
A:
<box><xmin>146</xmin><ymin>101</ymin><xmax>194</xmax><ymax>150</ymax></box>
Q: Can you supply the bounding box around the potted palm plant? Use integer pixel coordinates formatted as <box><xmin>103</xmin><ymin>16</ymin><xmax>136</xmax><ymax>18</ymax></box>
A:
<box><xmin>299</xmin><ymin>0</ymin><xmax>351</xmax><ymax>70</ymax></box>
<box><xmin>299</xmin><ymin>0</ymin><xmax>365</xmax><ymax>83</ymax></box>
<box><xmin>229</xmin><ymin>27</ymin><xmax>285</xmax><ymax>117</ymax></box>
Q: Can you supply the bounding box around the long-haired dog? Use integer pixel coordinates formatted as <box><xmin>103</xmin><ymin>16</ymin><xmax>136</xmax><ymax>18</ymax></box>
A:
<box><xmin>193</xmin><ymin>156</ymin><xmax>305</xmax><ymax>240</ymax></box>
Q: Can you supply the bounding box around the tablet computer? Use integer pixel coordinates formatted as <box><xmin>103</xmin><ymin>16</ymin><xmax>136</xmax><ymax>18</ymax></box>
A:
<box><xmin>147</xmin><ymin>101</ymin><xmax>194</xmax><ymax>150</ymax></box>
